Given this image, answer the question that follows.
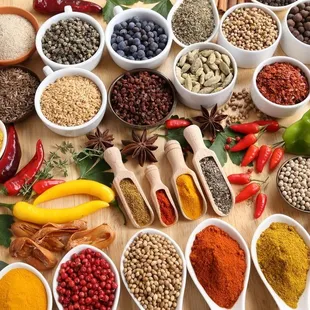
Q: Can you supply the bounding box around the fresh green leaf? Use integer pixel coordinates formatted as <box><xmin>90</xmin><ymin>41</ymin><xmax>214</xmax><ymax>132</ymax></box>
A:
<box><xmin>82</xmin><ymin>171</ymin><xmax>114</xmax><ymax>187</ymax></box>
<box><xmin>0</xmin><ymin>261</ymin><xmax>8</xmax><ymax>271</ymax></box>
<box><xmin>204</xmin><ymin>140</ymin><xmax>212</xmax><ymax>148</ymax></box>
<box><xmin>0</xmin><ymin>215</ymin><xmax>14</xmax><ymax>248</ymax></box>
<box><xmin>151</xmin><ymin>0</ymin><xmax>173</xmax><ymax>18</ymax></box>
<box><xmin>166</xmin><ymin>128</ymin><xmax>189</xmax><ymax>149</ymax></box>
<box><xmin>209</xmin><ymin>133</ymin><xmax>227</xmax><ymax>166</ymax></box>
<box><xmin>102</xmin><ymin>0</ymin><xmax>139</xmax><ymax>22</ymax></box>
<box><xmin>143</xmin><ymin>0</ymin><xmax>163</xmax><ymax>3</ymax></box>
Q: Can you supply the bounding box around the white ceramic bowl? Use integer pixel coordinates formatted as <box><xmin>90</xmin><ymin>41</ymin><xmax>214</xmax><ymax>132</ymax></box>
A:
<box><xmin>0</xmin><ymin>121</ymin><xmax>7</xmax><ymax>159</ymax></box>
<box><xmin>281</xmin><ymin>0</ymin><xmax>310</xmax><ymax>65</ymax></box>
<box><xmin>53</xmin><ymin>244</ymin><xmax>120</xmax><ymax>310</ymax></box>
<box><xmin>167</xmin><ymin>0</ymin><xmax>220</xmax><ymax>48</ymax></box>
<box><xmin>251</xmin><ymin>56</ymin><xmax>310</xmax><ymax>118</ymax></box>
<box><xmin>185</xmin><ymin>218</ymin><xmax>251</xmax><ymax>310</ymax></box>
<box><xmin>105</xmin><ymin>6</ymin><xmax>173</xmax><ymax>70</ymax></box>
<box><xmin>251</xmin><ymin>0</ymin><xmax>297</xmax><ymax>11</ymax></box>
<box><xmin>173</xmin><ymin>42</ymin><xmax>238</xmax><ymax>110</ymax></box>
<box><xmin>35</xmin><ymin>66</ymin><xmax>107</xmax><ymax>137</ymax></box>
<box><xmin>0</xmin><ymin>262</ymin><xmax>53</xmax><ymax>310</ymax></box>
<box><xmin>35</xmin><ymin>6</ymin><xmax>105</xmax><ymax>71</ymax></box>
<box><xmin>251</xmin><ymin>214</ymin><xmax>310</xmax><ymax>310</ymax></box>
<box><xmin>217</xmin><ymin>3</ymin><xmax>282</xmax><ymax>69</ymax></box>
<box><xmin>120</xmin><ymin>228</ymin><xmax>187</xmax><ymax>310</ymax></box>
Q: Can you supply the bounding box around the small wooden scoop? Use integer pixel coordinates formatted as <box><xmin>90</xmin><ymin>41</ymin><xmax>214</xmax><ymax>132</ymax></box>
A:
<box><xmin>104</xmin><ymin>147</ymin><xmax>154</xmax><ymax>228</ymax></box>
<box><xmin>183</xmin><ymin>124</ymin><xmax>235</xmax><ymax>216</ymax></box>
<box><xmin>145</xmin><ymin>165</ymin><xmax>178</xmax><ymax>227</ymax></box>
<box><xmin>164</xmin><ymin>140</ymin><xmax>207</xmax><ymax>220</ymax></box>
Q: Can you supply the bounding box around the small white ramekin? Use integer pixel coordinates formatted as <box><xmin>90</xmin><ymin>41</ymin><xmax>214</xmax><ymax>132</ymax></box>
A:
<box><xmin>53</xmin><ymin>245</ymin><xmax>120</xmax><ymax>310</ymax></box>
<box><xmin>35</xmin><ymin>66</ymin><xmax>107</xmax><ymax>137</ymax></box>
<box><xmin>0</xmin><ymin>262</ymin><xmax>53</xmax><ymax>310</ymax></box>
<box><xmin>0</xmin><ymin>121</ymin><xmax>7</xmax><ymax>159</ymax></box>
<box><xmin>217</xmin><ymin>3</ymin><xmax>282</xmax><ymax>68</ymax></box>
<box><xmin>167</xmin><ymin>0</ymin><xmax>220</xmax><ymax>48</ymax></box>
<box><xmin>35</xmin><ymin>5</ymin><xmax>105</xmax><ymax>71</ymax></box>
<box><xmin>281</xmin><ymin>0</ymin><xmax>310</xmax><ymax>65</ymax></box>
<box><xmin>251</xmin><ymin>0</ymin><xmax>297</xmax><ymax>11</ymax></box>
<box><xmin>251</xmin><ymin>56</ymin><xmax>310</xmax><ymax>118</ymax></box>
<box><xmin>105</xmin><ymin>6</ymin><xmax>173</xmax><ymax>71</ymax></box>
<box><xmin>173</xmin><ymin>42</ymin><xmax>238</xmax><ymax>110</ymax></box>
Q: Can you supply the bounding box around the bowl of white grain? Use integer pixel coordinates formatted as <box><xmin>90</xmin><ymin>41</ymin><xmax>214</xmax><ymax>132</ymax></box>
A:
<box><xmin>34</xmin><ymin>66</ymin><xmax>107</xmax><ymax>137</ymax></box>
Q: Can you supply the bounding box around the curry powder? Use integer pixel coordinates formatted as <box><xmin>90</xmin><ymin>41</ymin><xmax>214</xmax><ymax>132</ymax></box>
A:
<box><xmin>257</xmin><ymin>222</ymin><xmax>310</xmax><ymax>309</ymax></box>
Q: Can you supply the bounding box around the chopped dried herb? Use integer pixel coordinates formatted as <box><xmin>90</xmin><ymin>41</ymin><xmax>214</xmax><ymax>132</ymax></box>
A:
<box><xmin>193</xmin><ymin>104</ymin><xmax>227</xmax><ymax>138</ymax></box>
<box><xmin>0</xmin><ymin>67</ymin><xmax>40</xmax><ymax>123</ymax></box>
<box><xmin>86</xmin><ymin>127</ymin><xmax>114</xmax><ymax>151</ymax></box>
<box><xmin>121</xmin><ymin>130</ymin><xmax>158</xmax><ymax>167</ymax></box>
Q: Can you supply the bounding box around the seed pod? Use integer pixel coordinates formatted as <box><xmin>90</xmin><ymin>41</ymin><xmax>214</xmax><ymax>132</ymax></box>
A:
<box><xmin>199</xmin><ymin>87</ymin><xmax>215</xmax><ymax>94</ymax></box>
<box><xmin>214</xmin><ymin>51</ymin><xmax>222</xmax><ymax>59</ymax></box>
<box><xmin>204</xmin><ymin>75</ymin><xmax>221</xmax><ymax>87</ymax></box>
<box><xmin>208</xmin><ymin>52</ymin><xmax>216</xmax><ymax>64</ymax></box>
<box><xmin>192</xmin><ymin>84</ymin><xmax>201</xmax><ymax>93</ymax></box>
<box><xmin>203</xmin><ymin>64</ymin><xmax>211</xmax><ymax>73</ymax></box>
<box><xmin>182</xmin><ymin>73</ymin><xmax>188</xmax><ymax>79</ymax></box>
<box><xmin>219</xmin><ymin>61</ymin><xmax>231</xmax><ymax>75</ymax></box>
<box><xmin>214</xmin><ymin>69</ymin><xmax>220</xmax><ymax>77</ymax></box>
<box><xmin>221</xmin><ymin>54</ymin><xmax>231</xmax><ymax>67</ymax></box>
<box><xmin>188</xmin><ymin>50</ymin><xmax>199</xmax><ymax>64</ymax></box>
<box><xmin>208</xmin><ymin>63</ymin><xmax>219</xmax><ymax>71</ymax></box>
<box><xmin>195</xmin><ymin>67</ymin><xmax>204</xmax><ymax>77</ymax></box>
<box><xmin>215</xmin><ymin>59</ymin><xmax>222</xmax><ymax>65</ymax></box>
<box><xmin>200</xmin><ymin>56</ymin><xmax>207</xmax><ymax>63</ymax></box>
<box><xmin>181</xmin><ymin>63</ymin><xmax>191</xmax><ymax>73</ymax></box>
<box><xmin>222</xmin><ymin>73</ymin><xmax>233</xmax><ymax>88</ymax></box>
<box><xmin>221</xmin><ymin>73</ymin><xmax>226</xmax><ymax>82</ymax></box>
<box><xmin>178</xmin><ymin>55</ymin><xmax>187</xmax><ymax>67</ymax></box>
<box><xmin>199</xmin><ymin>72</ymin><xmax>205</xmax><ymax>84</ymax></box>
<box><xmin>204</xmin><ymin>71</ymin><xmax>214</xmax><ymax>81</ymax></box>
<box><xmin>176</xmin><ymin>67</ymin><xmax>185</xmax><ymax>84</ymax></box>
<box><xmin>212</xmin><ymin>86</ymin><xmax>224</xmax><ymax>93</ymax></box>
<box><xmin>191</xmin><ymin>58</ymin><xmax>202</xmax><ymax>74</ymax></box>
<box><xmin>184</xmin><ymin>76</ymin><xmax>193</xmax><ymax>91</ymax></box>
<box><xmin>200</xmin><ymin>50</ymin><xmax>213</xmax><ymax>57</ymax></box>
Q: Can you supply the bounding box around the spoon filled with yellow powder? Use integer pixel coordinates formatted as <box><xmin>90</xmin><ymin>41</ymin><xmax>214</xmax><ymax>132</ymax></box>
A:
<box><xmin>251</xmin><ymin>214</ymin><xmax>310</xmax><ymax>310</ymax></box>
<box><xmin>0</xmin><ymin>265</ymin><xmax>50</xmax><ymax>310</ymax></box>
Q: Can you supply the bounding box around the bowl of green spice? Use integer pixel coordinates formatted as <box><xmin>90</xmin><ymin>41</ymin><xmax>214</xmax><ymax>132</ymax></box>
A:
<box><xmin>251</xmin><ymin>214</ymin><xmax>310</xmax><ymax>310</ymax></box>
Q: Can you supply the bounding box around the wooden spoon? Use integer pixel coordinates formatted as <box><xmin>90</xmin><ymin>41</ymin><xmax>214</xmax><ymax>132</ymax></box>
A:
<box><xmin>145</xmin><ymin>165</ymin><xmax>178</xmax><ymax>227</ymax></box>
<box><xmin>164</xmin><ymin>140</ymin><xmax>207</xmax><ymax>220</ymax></box>
<box><xmin>183</xmin><ymin>125</ymin><xmax>234</xmax><ymax>216</ymax></box>
<box><xmin>104</xmin><ymin>147</ymin><xmax>154</xmax><ymax>228</ymax></box>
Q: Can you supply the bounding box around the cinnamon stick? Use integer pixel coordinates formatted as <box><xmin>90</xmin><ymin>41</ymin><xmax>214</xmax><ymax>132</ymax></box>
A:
<box><xmin>218</xmin><ymin>0</ymin><xmax>228</xmax><ymax>13</ymax></box>
<box><xmin>228</xmin><ymin>0</ymin><xmax>238</xmax><ymax>9</ymax></box>
<box><xmin>237</xmin><ymin>0</ymin><xmax>245</xmax><ymax>4</ymax></box>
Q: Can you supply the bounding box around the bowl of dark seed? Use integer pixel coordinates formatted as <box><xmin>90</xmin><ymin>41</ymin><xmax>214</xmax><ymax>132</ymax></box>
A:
<box><xmin>121</xmin><ymin>229</ymin><xmax>187</xmax><ymax>310</ymax></box>
<box><xmin>173</xmin><ymin>43</ymin><xmax>237</xmax><ymax>110</ymax></box>
<box><xmin>35</xmin><ymin>66</ymin><xmax>107</xmax><ymax>137</ymax></box>
<box><xmin>35</xmin><ymin>5</ymin><xmax>104</xmax><ymax>71</ymax></box>
<box><xmin>277</xmin><ymin>156</ymin><xmax>310</xmax><ymax>213</ymax></box>
<box><xmin>108</xmin><ymin>69</ymin><xmax>176</xmax><ymax>129</ymax></box>
<box><xmin>281</xmin><ymin>0</ymin><xmax>310</xmax><ymax>65</ymax></box>
<box><xmin>252</xmin><ymin>0</ymin><xmax>297</xmax><ymax>11</ymax></box>
<box><xmin>0</xmin><ymin>66</ymin><xmax>40</xmax><ymax>123</ymax></box>
<box><xmin>218</xmin><ymin>3</ymin><xmax>281</xmax><ymax>68</ymax></box>
<box><xmin>105</xmin><ymin>6</ymin><xmax>172</xmax><ymax>70</ymax></box>
<box><xmin>167</xmin><ymin>0</ymin><xmax>219</xmax><ymax>48</ymax></box>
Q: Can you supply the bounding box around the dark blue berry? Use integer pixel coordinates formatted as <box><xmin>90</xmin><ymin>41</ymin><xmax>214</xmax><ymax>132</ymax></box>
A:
<box><xmin>142</xmin><ymin>57</ymin><xmax>148</xmax><ymax>60</ymax></box>
<box><xmin>157</xmin><ymin>27</ymin><xmax>164</xmax><ymax>35</ymax></box>
<box><xmin>155</xmin><ymin>48</ymin><xmax>162</xmax><ymax>55</ymax></box>
<box><xmin>154</xmin><ymin>24</ymin><xmax>159</xmax><ymax>31</ymax></box>
<box><xmin>114</xmin><ymin>24</ymin><xmax>122</xmax><ymax>31</ymax></box>
<box><xmin>133</xmin><ymin>38</ymin><xmax>141</xmax><ymax>45</ymax></box>
<box><xmin>141</xmin><ymin>20</ymin><xmax>148</xmax><ymax>28</ymax></box>
<box><xmin>134</xmin><ymin>32</ymin><xmax>141</xmax><ymax>39</ymax></box>
<box><xmin>125</xmin><ymin>34</ymin><xmax>131</xmax><ymax>40</ymax></box>
<box><xmin>137</xmin><ymin>50</ymin><xmax>145</xmax><ymax>59</ymax></box>
<box><xmin>117</xmin><ymin>50</ymin><xmax>125</xmax><ymax>56</ymax></box>
<box><xmin>120</xmin><ymin>29</ymin><xmax>127</xmax><ymax>36</ymax></box>
<box><xmin>116</xmin><ymin>36</ymin><xmax>124</xmax><ymax>43</ymax></box>
<box><xmin>136</xmin><ymin>22</ymin><xmax>142</xmax><ymax>28</ymax></box>
<box><xmin>118</xmin><ymin>41</ymin><xmax>127</xmax><ymax>50</ymax></box>
<box><xmin>111</xmin><ymin>38</ymin><xmax>116</xmax><ymax>44</ymax></box>
<box><xmin>148</xmin><ymin>22</ymin><xmax>154</xmax><ymax>30</ymax></box>
<box><xmin>148</xmin><ymin>31</ymin><xmax>154</xmax><ymax>38</ymax></box>
<box><xmin>121</xmin><ymin>21</ymin><xmax>127</xmax><ymax>28</ymax></box>
<box><xmin>159</xmin><ymin>34</ymin><xmax>168</xmax><ymax>43</ymax></box>
<box><xmin>155</xmin><ymin>37</ymin><xmax>159</xmax><ymax>43</ymax></box>
<box><xmin>132</xmin><ymin>51</ymin><xmax>138</xmax><ymax>58</ymax></box>
<box><xmin>111</xmin><ymin>33</ymin><xmax>117</xmax><ymax>38</ymax></box>
<box><xmin>128</xmin><ymin>22</ymin><xmax>135</xmax><ymax>30</ymax></box>
<box><xmin>128</xmin><ymin>38</ymin><xmax>134</xmax><ymax>45</ymax></box>
<box><xmin>142</xmin><ymin>35</ymin><xmax>148</xmax><ymax>41</ymax></box>
<box><xmin>144</xmin><ymin>25</ymin><xmax>151</xmax><ymax>32</ymax></box>
<box><xmin>138</xmin><ymin>44</ymin><xmax>145</xmax><ymax>51</ymax></box>
<box><xmin>132</xmin><ymin>16</ymin><xmax>140</xmax><ymax>23</ymax></box>
<box><xmin>124</xmin><ymin>46</ymin><xmax>130</xmax><ymax>53</ymax></box>
<box><xmin>148</xmin><ymin>38</ymin><xmax>155</xmax><ymax>44</ymax></box>
<box><xmin>133</xmin><ymin>27</ymin><xmax>140</xmax><ymax>33</ymax></box>
<box><xmin>128</xmin><ymin>56</ymin><xmax>135</xmax><ymax>60</ymax></box>
<box><xmin>112</xmin><ymin>43</ymin><xmax>118</xmax><ymax>51</ymax></box>
<box><xmin>149</xmin><ymin>42</ymin><xmax>158</xmax><ymax>51</ymax></box>
<box><xmin>159</xmin><ymin>42</ymin><xmax>166</xmax><ymax>49</ymax></box>
<box><xmin>130</xmin><ymin>45</ymin><xmax>138</xmax><ymax>53</ymax></box>
<box><xmin>142</xmin><ymin>41</ymin><xmax>149</xmax><ymax>47</ymax></box>
<box><xmin>128</xmin><ymin>30</ymin><xmax>134</xmax><ymax>36</ymax></box>
<box><xmin>146</xmin><ymin>50</ymin><xmax>153</xmax><ymax>57</ymax></box>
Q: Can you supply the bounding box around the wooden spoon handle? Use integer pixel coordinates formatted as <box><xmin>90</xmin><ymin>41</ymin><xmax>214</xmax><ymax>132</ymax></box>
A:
<box><xmin>183</xmin><ymin>125</ymin><xmax>207</xmax><ymax>153</ymax></box>
<box><xmin>103</xmin><ymin>147</ymin><xmax>126</xmax><ymax>175</ymax></box>
<box><xmin>164</xmin><ymin>140</ymin><xmax>187</xmax><ymax>171</ymax></box>
<box><xmin>145</xmin><ymin>165</ymin><xmax>162</xmax><ymax>188</ymax></box>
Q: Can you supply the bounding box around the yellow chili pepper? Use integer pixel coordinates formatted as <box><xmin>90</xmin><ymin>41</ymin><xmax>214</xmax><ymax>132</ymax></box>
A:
<box><xmin>33</xmin><ymin>180</ymin><xmax>115</xmax><ymax>205</ymax></box>
<box><xmin>8</xmin><ymin>200</ymin><xmax>109</xmax><ymax>225</ymax></box>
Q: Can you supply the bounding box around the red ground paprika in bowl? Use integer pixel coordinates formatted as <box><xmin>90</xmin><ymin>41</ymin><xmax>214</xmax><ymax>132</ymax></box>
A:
<box><xmin>185</xmin><ymin>218</ymin><xmax>251</xmax><ymax>310</ymax></box>
<box><xmin>251</xmin><ymin>56</ymin><xmax>310</xmax><ymax>118</ymax></box>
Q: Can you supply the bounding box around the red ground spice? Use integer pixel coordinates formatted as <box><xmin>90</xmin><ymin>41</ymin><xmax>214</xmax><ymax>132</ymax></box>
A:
<box><xmin>190</xmin><ymin>225</ymin><xmax>246</xmax><ymax>308</ymax></box>
<box><xmin>156</xmin><ymin>189</ymin><xmax>176</xmax><ymax>226</ymax></box>
<box><xmin>256</xmin><ymin>62</ymin><xmax>309</xmax><ymax>105</ymax></box>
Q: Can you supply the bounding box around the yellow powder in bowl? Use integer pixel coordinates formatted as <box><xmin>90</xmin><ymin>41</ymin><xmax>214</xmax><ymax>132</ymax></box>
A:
<box><xmin>0</xmin><ymin>129</ymin><xmax>3</xmax><ymax>150</ymax></box>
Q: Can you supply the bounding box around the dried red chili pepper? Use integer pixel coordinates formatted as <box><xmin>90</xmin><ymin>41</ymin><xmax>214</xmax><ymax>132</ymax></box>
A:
<box><xmin>3</xmin><ymin>140</ymin><xmax>44</xmax><ymax>196</ymax></box>
<box><xmin>0</xmin><ymin>125</ymin><xmax>21</xmax><ymax>184</ymax></box>
<box><xmin>235</xmin><ymin>183</ymin><xmax>261</xmax><ymax>203</ymax></box>
<box><xmin>241</xmin><ymin>145</ymin><xmax>260</xmax><ymax>167</ymax></box>
<box><xmin>253</xmin><ymin>120</ymin><xmax>283</xmax><ymax>133</ymax></box>
<box><xmin>254</xmin><ymin>193</ymin><xmax>267</xmax><ymax>219</ymax></box>
<box><xmin>32</xmin><ymin>179</ymin><xmax>65</xmax><ymax>195</ymax></box>
<box><xmin>165</xmin><ymin>119</ymin><xmax>192</xmax><ymax>129</ymax></box>
<box><xmin>230</xmin><ymin>123</ymin><xmax>260</xmax><ymax>134</ymax></box>
<box><xmin>33</xmin><ymin>0</ymin><xmax>102</xmax><ymax>14</ymax></box>
<box><xmin>230</xmin><ymin>134</ymin><xmax>258</xmax><ymax>152</ymax></box>
<box><xmin>256</xmin><ymin>145</ymin><xmax>272</xmax><ymax>173</ymax></box>
<box><xmin>269</xmin><ymin>147</ymin><xmax>285</xmax><ymax>172</ymax></box>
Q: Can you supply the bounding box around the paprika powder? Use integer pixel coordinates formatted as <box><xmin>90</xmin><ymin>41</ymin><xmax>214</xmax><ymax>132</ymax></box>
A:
<box><xmin>256</xmin><ymin>62</ymin><xmax>309</xmax><ymax>105</ymax></box>
<box><xmin>156</xmin><ymin>190</ymin><xmax>176</xmax><ymax>226</ymax></box>
<box><xmin>190</xmin><ymin>225</ymin><xmax>246</xmax><ymax>308</ymax></box>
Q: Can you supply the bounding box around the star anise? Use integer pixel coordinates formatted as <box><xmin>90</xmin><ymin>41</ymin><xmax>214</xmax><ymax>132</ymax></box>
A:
<box><xmin>121</xmin><ymin>130</ymin><xmax>158</xmax><ymax>167</ymax></box>
<box><xmin>86</xmin><ymin>127</ymin><xmax>114</xmax><ymax>151</ymax></box>
<box><xmin>193</xmin><ymin>104</ymin><xmax>228</xmax><ymax>138</ymax></box>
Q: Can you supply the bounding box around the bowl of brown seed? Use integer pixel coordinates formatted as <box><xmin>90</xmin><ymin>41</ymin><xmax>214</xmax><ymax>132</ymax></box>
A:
<box><xmin>35</xmin><ymin>66</ymin><xmax>107</xmax><ymax>137</ymax></box>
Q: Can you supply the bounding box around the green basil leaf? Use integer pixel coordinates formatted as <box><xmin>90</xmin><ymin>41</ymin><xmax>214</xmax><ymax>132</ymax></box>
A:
<box><xmin>166</xmin><ymin>128</ymin><xmax>189</xmax><ymax>149</ymax></box>
<box><xmin>0</xmin><ymin>261</ymin><xmax>8</xmax><ymax>271</ymax></box>
<box><xmin>151</xmin><ymin>0</ymin><xmax>173</xmax><ymax>18</ymax></box>
<box><xmin>204</xmin><ymin>140</ymin><xmax>212</xmax><ymax>148</ymax></box>
<box><xmin>81</xmin><ymin>172</ymin><xmax>114</xmax><ymax>187</ymax></box>
<box><xmin>0</xmin><ymin>215</ymin><xmax>14</xmax><ymax>248</ymax></box>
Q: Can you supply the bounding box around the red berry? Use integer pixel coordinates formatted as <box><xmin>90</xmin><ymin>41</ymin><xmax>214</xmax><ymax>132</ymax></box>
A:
<box><xmin>235</xmin><ymin>136</ymin><xmax>241</xmax><ymax>141</ymax></box>
<box><xmin>224</xmin><ymin>144</ymin><xmax>230</xmax><ymax>151</ymax></box>
<box><xmin>226</xmin><ymin>137</ymin><xmax>232</xmax><ymax>143</ymax></box>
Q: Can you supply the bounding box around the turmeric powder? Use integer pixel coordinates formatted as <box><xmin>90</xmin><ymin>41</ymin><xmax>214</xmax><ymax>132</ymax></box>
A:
<box><xmin>0</xmin><ymin>268</ymin><xmax>47</xmax><ymax>310</ymax></box>
<box><xmin>176</xmin><ymin>174</ymin><xmax>203</xmax><ymax>220</ymax></box>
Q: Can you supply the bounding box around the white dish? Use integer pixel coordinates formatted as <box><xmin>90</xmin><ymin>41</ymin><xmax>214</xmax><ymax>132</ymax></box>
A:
<box><xmin>53</xmin><ymin>244</ymin><xmax>120</xmax><ymax>310</ymax></box>
<box><xmin>0</xmin><ymin>121</ymin><xmax>7</xmax><ymax>159</ymax></box>
<box><xmin>251</xmin><ymin>0</ymin><xmax>296</xmax><ymax>11</ymax></box>
<box><xmin>185</xmin><ymin>218</ymin><xmax>251</xmax><ymax>310</ymax></box>
<box><xmin>35</xmin><ymin>66</ymin><xmax>107</xmax><ymax>137</ymax></box>
<box><xmin>251</xmin><ymin>56</ymin><xmax>310</xmax><ymax>118</ymax></box>
<box><xmin>167</xmin><ymin>0</ymin><xmax>219</xmax><ymax>48</ymax></box>
<box><xmin>105</xmin><ymin>6</ymin><xmax>172</xmax><ymax>70</ymax></box>
<box><xmin>120</xmin><ymin>228</ymin><xmax>187</xmax><ymax>310</ymax></box>
<box><xmin>35</xmin><ymin>5</ymin><xmax>105</xmax><ymax>71</ymax></box>
<box><xmin>251</xmin><ymin>214</ymin><xmax>310</xmax><ymax>310</ymax></box>
<box><xmin>217</xmin><ymin>3</ymin><xmax>282</xmax><ymax>68</ymax></box>
<box><xmin>281</xmin><ymin>0</ymin><xmax>310</xmax><ymax>65</ymax></box>
<box><xmin>173</xmin><ymin>42</ymin><xmax>237</xmax><ymax>110</ymax></box>
<box><xmin>0</xmin><ymin>262</ymin><xmax>53</xmax><ymax>310</ymax></box>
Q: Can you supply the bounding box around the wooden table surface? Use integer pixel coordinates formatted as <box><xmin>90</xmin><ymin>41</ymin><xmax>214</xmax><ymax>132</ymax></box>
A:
<box><xmin>0</xmin><ymin>1</ymin><xmax>309</xmax><ymax>309</ymax></box>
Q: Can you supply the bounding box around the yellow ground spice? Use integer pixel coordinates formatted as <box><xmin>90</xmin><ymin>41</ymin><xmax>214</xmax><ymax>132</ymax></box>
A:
<box><xmin>176</xmin><ymin>174</ymin><xmax>203</xmax><ymax>220</ymax></box>
<box><xmin>0</xmin><ymin>268</ymin><xmax>47</xmax><ymax>310</ymax></box>
<box><xmin>0</xmin><ymin>130</ymin><xmax>3</xmax><ymax>150</ymax></box>
<box><xmin>257</xmin><ymin>222</ymin><xmax>310</xmax><ymax>309</ymax></box>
